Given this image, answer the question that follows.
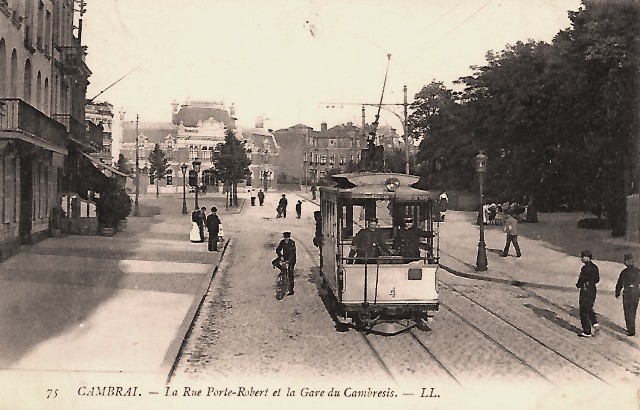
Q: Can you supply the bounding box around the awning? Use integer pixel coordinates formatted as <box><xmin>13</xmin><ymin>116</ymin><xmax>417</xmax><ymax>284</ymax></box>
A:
<box><xmin>79</xmin><ymin>151</ymin><xmax>130</xmax><ymax>178</ymax></box>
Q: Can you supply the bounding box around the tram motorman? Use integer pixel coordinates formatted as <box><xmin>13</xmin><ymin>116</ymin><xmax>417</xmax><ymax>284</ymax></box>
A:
<box><xmin>349</xmin><ymin>217</ymin><xmax>391</xmax><ymax>263</ymax></box>
<box><xmin>393</xmin><ymin>217</ymin><xmax>436</xmax><ymax>260</ymax></box>
<box><xmin>272</xmin><ymin>231</ymin><xmax>297</xmax><ymax>295</ymax></box>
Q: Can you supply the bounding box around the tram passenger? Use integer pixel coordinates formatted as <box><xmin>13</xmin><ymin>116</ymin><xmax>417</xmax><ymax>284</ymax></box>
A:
<box><xmin>348</xmin><ymin>217</ymin><xmax>390</xmax><ymax>263</ymax></box>
<box><xmin>272</xmin><ymin>231</ymin><xmax>297</xmax><ymax>295</ymax></box>
<box><xmin>393</xmin><ymin>218</ymin><xmax>435</xmax><ymax>261</ymax></box>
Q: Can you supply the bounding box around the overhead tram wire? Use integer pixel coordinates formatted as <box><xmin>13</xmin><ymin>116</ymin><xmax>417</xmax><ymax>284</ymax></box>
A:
<box><xmin>441</xmin><ymin>0</ymin><xmax>493</xmax><ymax>39</ymax></box>
<box><xmin>88</xmin><ymin>65</ymin><xmax>142</xmax><ymax>102</ymax></box>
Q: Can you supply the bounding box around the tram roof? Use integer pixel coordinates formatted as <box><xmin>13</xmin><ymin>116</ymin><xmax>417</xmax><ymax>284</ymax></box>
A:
<box><xmin>321</xmin><ymin>172</ymin><xmax>440</xmax><ymax>200</ymax></box>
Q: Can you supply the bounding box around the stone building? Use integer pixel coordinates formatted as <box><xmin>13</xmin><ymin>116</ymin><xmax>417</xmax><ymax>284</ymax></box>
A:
<box><xmin>242</xmin><ymin>126</ymin><xmax>279</xmax><ymax>191</ymax></box>
<box><xmin>85</xmin><ymin>100</ymin><xmax>114</xmax><ymax>163</ymax></box>
<box><xmin>119</xmin><ymin>100</ymin><xmax>242</xmax><ymax>194</ymax></box>
<box><xmin>0</xmin><ymin>0</ymin><xmax>93</xmax><ymax>259</ymax></box>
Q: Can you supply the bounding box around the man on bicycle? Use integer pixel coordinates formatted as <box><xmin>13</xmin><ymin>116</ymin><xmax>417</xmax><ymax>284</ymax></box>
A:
<box><xmin>272</xmin><ymin>231</ymin><xmax>297</xmax><ymax>295</ymax></box>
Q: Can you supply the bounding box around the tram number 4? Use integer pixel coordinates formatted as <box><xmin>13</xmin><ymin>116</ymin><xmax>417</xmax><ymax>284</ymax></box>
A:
<box><xmin>389</xmin><ymin>287</ymin><xmax>396</xmax><ymax>297</ymax></box>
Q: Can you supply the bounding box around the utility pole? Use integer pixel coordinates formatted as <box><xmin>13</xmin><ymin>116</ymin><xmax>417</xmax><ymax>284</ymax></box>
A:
<box><xmin>403</xmin><ymin>85</ymin><xmax>409</xmax><ymax>175</ymax></box>
<box><xmin>134</xmin><ymin>114</ymin><xmax>140</xmax><ymax>216</ymax></box>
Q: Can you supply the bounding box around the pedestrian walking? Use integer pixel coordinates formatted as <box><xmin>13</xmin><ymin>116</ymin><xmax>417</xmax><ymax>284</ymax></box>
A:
<box><xmin>311</xmin><ymin>183</ymin><xmax>317</xmax><ymax>200</ymax></box>
<box><xmin>200</xmin><ymin>207</ymin><xmax>207</xmax><ymax>240</ymax></box>
<box><xmin>615</xmin><ymin>253</ymin><xmax>640</xmax><ymax>336</ymax></box>
<box><xmin>250</xmin><ymin>189</ymin><xmax>256</xmax><ymax>206</ymax></box>
<box><xmin>438</xmin><ymin>190</ymin><xmax>449</xmax><ymax>221</ymax></box>
<box><xmin>576</xmin><ymin>250</ymin><xmax>600</xmax><ymax>337</ymax></box>
<box><xmin>500</xmin><ymin>211</ymin><xmax>521</xmax><ymax>257</ymax></box>
<box><xmin>205</xmin><ymin>207</ymin><xmax>222</xmax><ymax>252</ymax></box>
<box><xmin>258</xmin><ymin>189</ymin><xmax>265</xmax><ymax>206</ymax></box>
<box><xmin>295</xmin><ymin>200</ymin><xmax>302</xmax><ymax>219</ymax></box>
<box><xmin>190</xmin><ymin>207</ymin><xmax>204</xmax><ymax>243</ymax></box>
<box><xmin>278</xmin><ymin>194</ymin><xmax>288</xmax><ymax>218</ymax></box>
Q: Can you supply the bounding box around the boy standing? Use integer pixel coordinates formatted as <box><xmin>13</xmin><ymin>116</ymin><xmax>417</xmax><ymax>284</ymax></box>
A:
<box><xmin>576</xmin><ymin>250</ymin><xmax>600</xmax><ymax>337</ymax></box>
<box><xmin>615</xmin><ymin>254</ymin><xmax>640</xmax><ymax>336</ymax></box>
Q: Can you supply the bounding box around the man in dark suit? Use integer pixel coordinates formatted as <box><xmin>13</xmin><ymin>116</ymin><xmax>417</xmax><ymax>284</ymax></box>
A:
<box><xmin>205</xmin><ymin>207</ymin><xmax>222</xmax><ymax>251</ymax></box>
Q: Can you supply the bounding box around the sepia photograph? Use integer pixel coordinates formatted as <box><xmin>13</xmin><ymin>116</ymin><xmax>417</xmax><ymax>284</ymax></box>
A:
<box><xmin>1</xmin><ymin>0</ymin><xmax>639</xmax><ymax>408</ymax></box>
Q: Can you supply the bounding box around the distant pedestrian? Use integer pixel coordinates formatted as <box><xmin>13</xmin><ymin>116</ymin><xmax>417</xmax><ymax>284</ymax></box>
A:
<box><xmin>576</xmin><ymin>250</ymin><xmax>600</xmax><ymax>337</ymax></box>
<box><xmin>615</xmin><ymin>253</ymin><xmax>640</xmax><ymax>336</ymax></box>
<box><xmin>190</xmin><ymin>207</ymin><xmax>204</xmax><ymax>243</ymax></box>
<box><xmin>250</xmin><ymin>189</ymin><xmax>256</xmax><ymax>206</ymax></box>
<box><xmin>258</xmin><ymin>189</ymin><xmax>265</xmax><ymax>206</ymax></box>
<box><xmin>311</xmin><ymin>184</ymin><xmax>317</xmax><ymax>200</ymax></box>
<box><xmin>206</xmin><ymin>207</ymin><xmax>222</xmax><ymax>252</ymax></box>
<box><xmin>200</xmin><ymin>207</ymin><xmax>207</xmax><ymax>240</ymax></box>
<box><xmin>296</xmin><ymin>200</ymin><xmax>302</xmax><ymax>219</ymax></box>
<box><xmin>438</xmin><ymin>191</ymin><xmax>449</xmax><ymax>221</ymax></box>
<box><xmin>500</xmin><ymin>211</ymin><xmax>521</xmax><ymax>257</ymax></box>
<box><xmin>278</xmin><ymin>194</ymin><xmax>288</xmax><ymax>218</ymax></box>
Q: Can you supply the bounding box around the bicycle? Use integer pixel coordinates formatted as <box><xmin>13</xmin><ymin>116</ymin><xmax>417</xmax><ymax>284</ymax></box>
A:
<box><xmin>275</xmin><ymin>259</ymin><xmax>290</xmax><ymax>300</ymax></box>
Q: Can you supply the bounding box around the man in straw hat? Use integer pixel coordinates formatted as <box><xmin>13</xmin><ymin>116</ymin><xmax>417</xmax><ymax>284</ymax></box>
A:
<box><xmin>615</xmin><ymin>253</ymin><xmax>640</xmax><ymax>336</ymax></box>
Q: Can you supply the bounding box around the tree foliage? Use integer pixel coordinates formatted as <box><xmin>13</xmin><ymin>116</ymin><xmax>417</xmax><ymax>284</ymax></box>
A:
<box><xmin>116</xmin><ymin>153</ymin><xmax>133</xmax><ymax>175</ymax></box>
<box><xmin>409</xmin><ymin>0</ymin><xmax>640</xmax><ymax>235</ymax></box>
<box><xmin>213</xmin><ymin>130</ymin><xmax>252</xmax><ymax>206</ymax></box>
<box><xmin>148</xmin><ymin>143</ymin><xmax>169</xmax><ymax>197</ymax></box>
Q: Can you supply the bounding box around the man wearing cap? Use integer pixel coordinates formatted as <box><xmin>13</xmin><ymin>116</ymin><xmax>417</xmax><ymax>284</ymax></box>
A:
<box><xmin>393</xmin><ymin>217</ymin><xmax>435</xmax><ymax>260</ymax></box>
<box><xmin>576</xmin><ymin>250</ymin><xmax>600</xmax><ymax>337</ymax></box>
<box><xmin>205</xmin><ymin>207</ymin><xmax>221</xmax><ymax>251</ymax></box>
<box><xmin>272</xmin><ymin>232</ymin><xmax>297</xmax><ymax>295</ymax></box>
<box><xmin>500</xmin><ymin>210</ymin><xmax>521</xmax><ymax>257</ymax></box>
<box><xmin>615</xmin><ymin>254</ymin><xmax>640</xmax><ymax>336</ymax></box>
<box><xmin>350</xmin><ymin>217</ymin><xmax>391</xmax><ymax>263</ymax></box>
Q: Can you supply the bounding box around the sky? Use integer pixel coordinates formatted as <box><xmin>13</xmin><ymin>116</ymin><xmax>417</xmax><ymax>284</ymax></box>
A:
<box><xmin>83</xmin><ymin>0</ymin><xmax>583</xmax><ymax>132</ymax></box>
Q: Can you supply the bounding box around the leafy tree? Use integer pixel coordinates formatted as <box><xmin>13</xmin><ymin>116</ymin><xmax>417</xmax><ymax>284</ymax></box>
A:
<box><xmin>116</xmin><ymin>153</ymin><xmax>133</xmax><ymax>175</ymax></box>
<box><xmin>148</xmin><ymin>143</ymin><xmax>169</xmax><ymax>198</ymax></box>
<box><xmin>214</xmin><ymin>130</ymin><xmax>251</xmax><ymax>206</ymax></box>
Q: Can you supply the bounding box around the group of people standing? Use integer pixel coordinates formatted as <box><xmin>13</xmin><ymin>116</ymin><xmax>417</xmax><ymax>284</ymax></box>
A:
<box><xmin>575</xmin><ymin>250</ymin><xmax>640</xmax><ymax>338</ymax></box>
<box><xmin>275</xmin><ymin>194</ymin><xmax>303</xmax><ymax>219</ymax></box>
<box><xmin>249</xmin><ymin>189</ymin><xmax>266</xmax><ymax>207</ymax></box>
<box><xmin>190</xmin><ymin>206</ymin><xmax>222</xmax><ymax>252</ymax></box>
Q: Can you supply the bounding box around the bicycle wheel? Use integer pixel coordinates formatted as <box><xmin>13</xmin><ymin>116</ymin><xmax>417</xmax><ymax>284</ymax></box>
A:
<box><xmin>275</xmin><ymin>271</ymin><xmax>286</xmax><ymax>300</ymax></box>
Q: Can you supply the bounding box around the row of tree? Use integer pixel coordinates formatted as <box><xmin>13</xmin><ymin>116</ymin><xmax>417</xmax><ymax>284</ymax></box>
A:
<box><xmin>408</xmin><ymin>0</ymin><xmax>640</xmax><ymax>236</ymax></box>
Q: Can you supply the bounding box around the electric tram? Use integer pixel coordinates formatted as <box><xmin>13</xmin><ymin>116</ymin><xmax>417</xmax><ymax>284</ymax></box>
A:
<box><xmin>315</xmin><ymin>172</ymin><xmax>441</xmax><ymax>335</ymax></box>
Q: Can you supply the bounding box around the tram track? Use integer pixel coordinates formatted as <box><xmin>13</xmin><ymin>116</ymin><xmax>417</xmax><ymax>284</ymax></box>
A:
<box><xmin>439</xmin><ymin>280</ymin><xmax>612</xmax><ymax>384</ymax></box>
<box><xmin>439</xmin><ymin>251</ymin><xmax>640</xmax><ymax>378</ymax></box>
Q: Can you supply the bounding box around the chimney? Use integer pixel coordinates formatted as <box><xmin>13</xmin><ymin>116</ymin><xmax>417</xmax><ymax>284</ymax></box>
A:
<box><xmin>230</xmin><ymin>103</ymin><xmax>236</xmax><ymax>117</ymax></box>
<box><xmin>321</xmin><ymin>122</ymin><xmax>327</xmax><ymax>133</ymax></box>
<box><xmin>256</xmin><ymin>116</ymin><xmax>264</xmax><ymax>129</ymax></box>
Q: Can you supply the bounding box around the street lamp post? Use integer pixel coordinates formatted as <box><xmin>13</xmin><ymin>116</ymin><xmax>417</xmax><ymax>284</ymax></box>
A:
<box><xmin>192</xmin><ymin>159</ymin><xmax>201</xmax><ymax>209</ymax></box>
<box><xmin>475</xmin><ymin>151</ymin><xmax>488</xmax><ymax>272</ymax></box>
<box><xmin>181</xmin><ymin>163</ymin><xmax>188</xmax><ymax>214</ymax></box>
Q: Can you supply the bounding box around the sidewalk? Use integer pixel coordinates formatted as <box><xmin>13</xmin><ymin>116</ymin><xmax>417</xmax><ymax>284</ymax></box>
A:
<box><xmin>0</xmin><ymin>194</ymin><xmax>233</xmax><ymax>378</ymax></box>
<box><xmin>437</xmin><ymin>211</ymin><xmax>627</xmax><ymax>293</ymax></box>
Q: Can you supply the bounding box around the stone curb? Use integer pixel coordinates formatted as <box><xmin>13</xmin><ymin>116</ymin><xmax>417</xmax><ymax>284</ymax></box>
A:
<box><xmin>162</xmin><ymin>237</ymin><xmax>231</xmax><ymax>381</ymax></box>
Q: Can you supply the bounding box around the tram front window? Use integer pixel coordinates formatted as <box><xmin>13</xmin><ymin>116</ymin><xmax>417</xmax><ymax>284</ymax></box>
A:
<box><xmin>393</xmin><ymin>217</ymin><xmax>435</xmax><ymax>261</ymax></box>
<box><xmin>347</xmin><ymin>218</ymin><xmax>391</xmax><ymax>263</ymax></box>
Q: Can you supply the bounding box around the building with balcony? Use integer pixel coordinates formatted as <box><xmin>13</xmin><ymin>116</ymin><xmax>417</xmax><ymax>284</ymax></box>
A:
<box><xmin>85</xmin><ymin>100</ymin><xmax>114</xmax><ymax>163</ymax></box>
<box><xmin>0</xmin><ymin>0</ymin><xmax>94</xmax><ymax>259</ymax></box>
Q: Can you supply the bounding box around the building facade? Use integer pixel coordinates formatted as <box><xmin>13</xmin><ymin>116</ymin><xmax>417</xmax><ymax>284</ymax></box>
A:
<box><xmin>85</xmin><ymin>100</ymin><xmax>114</xmax><ymax>164</ymax></box>
<box><xmin>0</xmin><ymin>0</ymin><xmax>91</xmax><ymax>259</ymax></box>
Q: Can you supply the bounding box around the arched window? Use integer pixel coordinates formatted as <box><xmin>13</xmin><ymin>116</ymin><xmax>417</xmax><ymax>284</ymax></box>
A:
<box><xmin>10</xmin><ymin>49</ymin><xmax>17</xmax><ymax>97</ymax></box>
<box><xmin>166</xmin><ymin>169</ymin><xmax>173</xmax><ymax>186</ymax></box>
<box><xmin>0</xmin><ymin>39</ymin><xmax>5</xmax><ymax>96</ymax></box>
<box><xmin>36</xmin><ymin>71</ymin><xmax>41</xmax><ymax>108</ymax></box>
<box><xmin>23</xmin><ymin>59</ymin><xmax>32</xmax><ymax>103</ymax></box>
<box><xmin>202</xmin><ymin>169</ymin><xmax>216</xmax><ymax>186</ymax></box>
